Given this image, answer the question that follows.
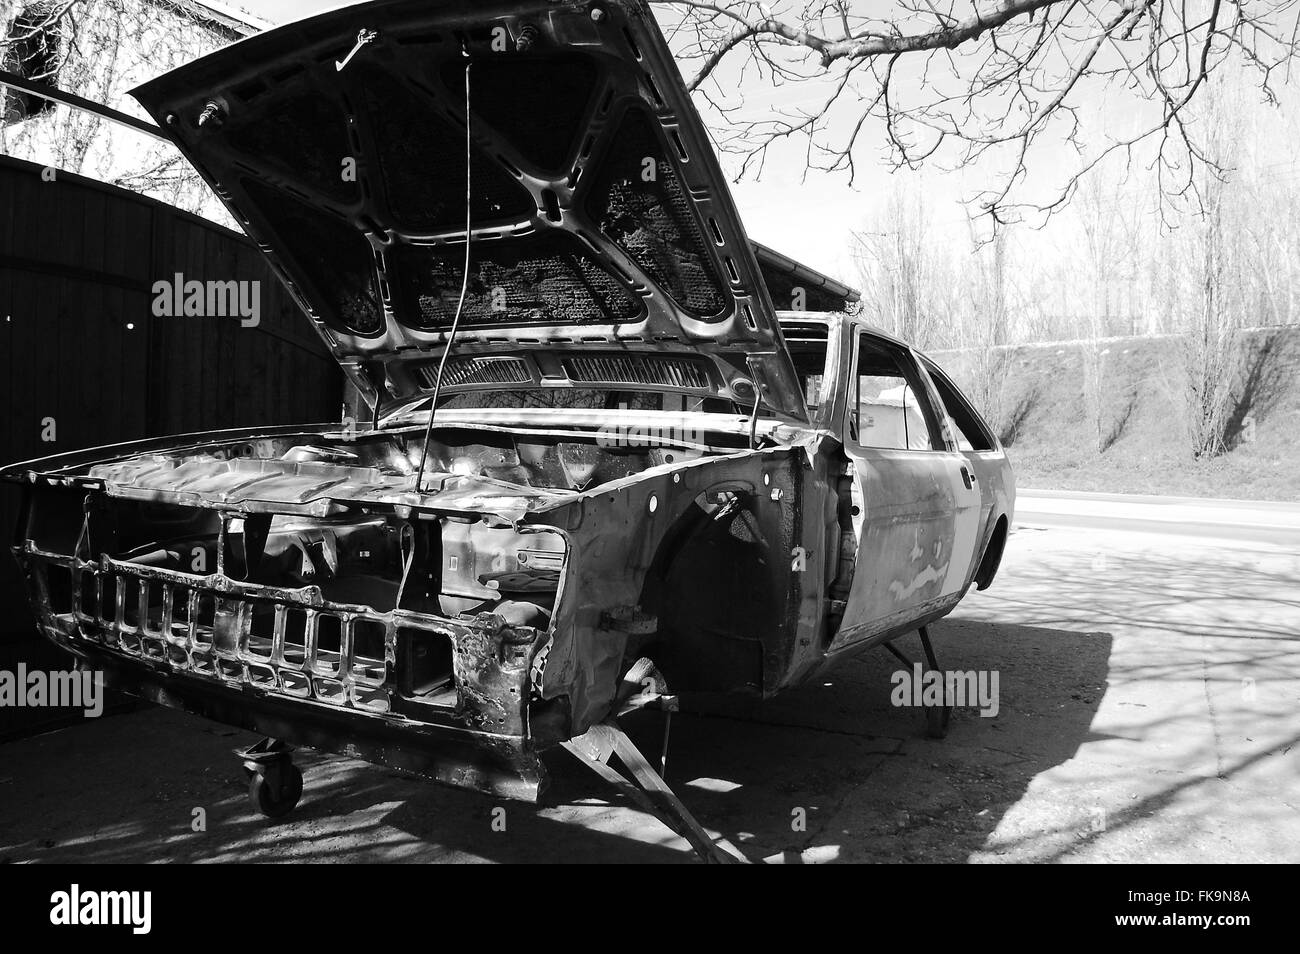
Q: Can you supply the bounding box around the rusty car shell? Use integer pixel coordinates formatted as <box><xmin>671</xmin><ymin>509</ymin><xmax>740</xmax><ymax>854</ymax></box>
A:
<box><xmin>1</xmin><ymin>0</ymin><xmax>1014</xmax><ymax>802</ymax></box>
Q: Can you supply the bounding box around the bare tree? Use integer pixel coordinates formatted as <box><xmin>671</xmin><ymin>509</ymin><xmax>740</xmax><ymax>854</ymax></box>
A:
<box><xmin>960</xmin><ymin>224</ymin><xmax>1014</xmax><ymax>431</ymax></box>
<box><xmin>1</xmin><ymin>0</ymin><xmax>239</xmax><ymax>219</ymax></box>
<box><xmin>850</xmin><ymin>184</ymin><xmax>955</xmax><ymax>347</ymax></box>
<box><xmin>1158</xmin><ymin>76</ymin><xmax>1248</xmax><ymax>458</ymax></box>
<box><xmin>652</xmin><ymin>0</ymin><xmax>1300</xmax><ymax>226</ymax></box>
<box><xmin>1072</xmin><ymin>171</ymin><xmax>1143</xmax><ymax>450</ymax></box>
<box><xmin>852</xmin><ymin>190</ymin><xmax>1025</xmax><ymax>428</ymax></box>
<box><xmin>1234</xmin><ymin>104</ymin><xmax>1300</xmax><ymax>329</ymax></box>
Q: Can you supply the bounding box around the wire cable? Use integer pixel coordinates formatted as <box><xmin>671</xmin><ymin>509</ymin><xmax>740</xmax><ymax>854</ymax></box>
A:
<box><xmin>416</xmin><ymin>50</ymin><xmax>473</xmax><ymax>495</ymax></box>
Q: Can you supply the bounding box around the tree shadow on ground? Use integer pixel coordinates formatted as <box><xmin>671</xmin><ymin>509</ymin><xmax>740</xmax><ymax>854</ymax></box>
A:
<box><xmin>4</xmin><ymin>532</ymin><xmax>1294</xmax><ymax>863</ymax></box>
<box><xmin>1224</xmin><ymin>335</ymin><xmax>1289</xmax><ymax>451</ymax></box>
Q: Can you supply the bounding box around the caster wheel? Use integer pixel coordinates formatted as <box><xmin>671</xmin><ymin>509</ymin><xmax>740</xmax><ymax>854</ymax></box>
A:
<box><xmin>925</xmin><ymin>705</ymin><xmax>951</xmax><ymax>739</ymax></box>
<box><xmin>248</xmin><ymin>763</ymin><xmax>303</xmax><ymax>818</ymax></box>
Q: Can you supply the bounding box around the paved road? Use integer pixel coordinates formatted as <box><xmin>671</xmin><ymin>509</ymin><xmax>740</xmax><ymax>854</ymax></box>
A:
<box><xmin>0</xmin><ymin>520</ymin><xmax>1297</xmax><ymax>863</ymax></box>
<box><xmin>1016</xmin><ymin>488</ymin><xmax>1300</xmax><ymax>545</ymax></box>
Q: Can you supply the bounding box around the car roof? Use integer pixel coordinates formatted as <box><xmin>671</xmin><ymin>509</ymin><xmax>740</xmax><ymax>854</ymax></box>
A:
<box><xmin>776</xmin><ymin>311</ymin><xmax>914</xmax><ymax>351</ymax></box>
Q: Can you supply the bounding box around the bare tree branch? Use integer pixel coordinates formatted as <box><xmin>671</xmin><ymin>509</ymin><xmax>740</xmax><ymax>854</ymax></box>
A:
<box><xmin>651</xmin><ymin>0</ymin><xmax>1300</xmax><ymax>225</ymax></box>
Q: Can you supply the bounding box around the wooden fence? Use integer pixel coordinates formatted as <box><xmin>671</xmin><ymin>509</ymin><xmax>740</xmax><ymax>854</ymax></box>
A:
<box><xmin>0</xmin><ymin>155</ymin><xmax>343</xmax><ymax>737</ymax></box>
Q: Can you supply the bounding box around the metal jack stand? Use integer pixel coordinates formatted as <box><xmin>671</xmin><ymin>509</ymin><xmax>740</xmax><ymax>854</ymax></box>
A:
<box><xmin>239</xmin><ymin>738</ymin><xmax>304</xmax><ymax>819</ymax></box>
<box><xmin>882</xmin><ymin>625</ymin><xmax>952</xmax><ymax>739</ymax></box>
<box><xmin>563</xmin><ymin>667</ymin><xmax>747</xmax><ymax>863</ymax></box>
<box><xmin>563</xmin><ymin>716</ymin><xmax>747</xmax><ymax>864</ymax></box>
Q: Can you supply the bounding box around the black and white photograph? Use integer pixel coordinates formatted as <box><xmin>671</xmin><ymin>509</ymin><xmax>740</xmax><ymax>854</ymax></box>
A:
<box><xmin>0</xmin><ymin>0</ymin><xmax>1293</xmax><ymax>895</ymax></box>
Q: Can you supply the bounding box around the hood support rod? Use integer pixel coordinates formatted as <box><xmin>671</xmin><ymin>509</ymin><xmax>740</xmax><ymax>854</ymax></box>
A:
<box><xmin>415</xmin><ymin>49</ymin><xmax>474</xmax><ymax>495</ymax></box>
<box><xmin>0</xmin><ymin>69</ymin><xmax>169</xmax><ymax>142</ymax></box>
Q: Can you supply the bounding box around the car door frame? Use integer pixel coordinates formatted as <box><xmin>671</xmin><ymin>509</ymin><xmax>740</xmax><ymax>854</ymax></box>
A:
<box><xmin>919</xmin><ymin>355</ymin><xmax>1013</xmax><ymax>547</ymax></box>
<box><xmin>827</xmin><ymin>324</ymin><xmax>984</xmax><ymax>654</ymax></box>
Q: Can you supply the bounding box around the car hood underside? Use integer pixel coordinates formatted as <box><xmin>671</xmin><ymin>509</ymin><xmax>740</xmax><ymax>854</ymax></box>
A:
<box><xmin>130</xmin><ymin>0</ymin><xmax>810</xmax><ymax>422</ymax></box>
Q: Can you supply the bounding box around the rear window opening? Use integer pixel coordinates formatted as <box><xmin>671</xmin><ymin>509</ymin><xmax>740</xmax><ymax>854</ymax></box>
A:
<box><xmin>922</xmin><ymin>359</ymin><xmax>997</xmax><ymax>452</ymax></box>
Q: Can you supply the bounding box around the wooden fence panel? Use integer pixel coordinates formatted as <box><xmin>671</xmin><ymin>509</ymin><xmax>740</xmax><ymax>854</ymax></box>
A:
<box><xmin>0</xmin><ymin>156</ymin><xmax>345</xmax><ymax>734</ymax></box>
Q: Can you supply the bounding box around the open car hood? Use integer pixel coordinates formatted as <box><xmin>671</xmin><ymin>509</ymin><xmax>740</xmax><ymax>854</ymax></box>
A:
<box><xmin>131</xmin><ymin>0</ymin><xmax>810</xmax><ymax>422</ymax></box>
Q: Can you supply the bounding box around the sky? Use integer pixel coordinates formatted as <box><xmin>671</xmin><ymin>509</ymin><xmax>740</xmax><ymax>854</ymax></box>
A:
<box><xmin>241</xmin><ymin>0</ymin><xmax>891</xmax><ymax>286</ymax></box>
<box><xmin>232</xmin><ymin>0</ymin><xmax>1298</xmax><ymax>290</ymax></box>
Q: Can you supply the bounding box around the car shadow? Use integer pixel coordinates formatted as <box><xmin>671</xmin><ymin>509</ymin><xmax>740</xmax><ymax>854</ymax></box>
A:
<box><xmin>543</xmin><ymin>617</ymin><xmax>1115</xmax><ymax>863</ymax></box>
<box><xmin>0</xmin><ymin>617</ymin><xmax>1110</xmax><ymax>864</ymax></box>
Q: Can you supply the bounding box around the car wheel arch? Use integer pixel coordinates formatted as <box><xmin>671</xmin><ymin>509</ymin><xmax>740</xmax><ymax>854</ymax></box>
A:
<box><xmin>973</xmin><ymin>514</ymin><xmax>1009</xmax><ymax>590</ymax></box>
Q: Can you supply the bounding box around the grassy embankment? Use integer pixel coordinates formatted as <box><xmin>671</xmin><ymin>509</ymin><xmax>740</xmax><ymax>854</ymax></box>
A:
<box><xmin>929</xmin><ymin>327</ymin><xmax>1300</xmax><ymax>501</ymax></box>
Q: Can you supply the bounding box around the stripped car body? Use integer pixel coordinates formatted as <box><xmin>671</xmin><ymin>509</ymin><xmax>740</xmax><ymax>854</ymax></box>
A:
<box><xmin>2</xmin><ymin>0</ymin><xmax>1014</xmax><ymax>803</ymax></box>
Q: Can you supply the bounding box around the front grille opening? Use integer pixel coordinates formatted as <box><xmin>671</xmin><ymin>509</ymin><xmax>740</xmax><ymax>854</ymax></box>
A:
<box><xmin>194</xmin><ymin>595</ymin><xmax>216</xmax><ymax>647</ymax></box>
<box><xmin>44</xmin><ymin>564</ymin><xmax>73</xmax><ymax>615</ymax></box>
<box><xmin>315</xmin><ymin>678</ymin><xmax>346</xmax><ymax>703</ymax></box>
<box><xmin>100</xmin><ymin>574</ymin><xmax>119</xmax><ymax>625</ymax></box>
<box><xmin>122</xmin><ymin>580</ymin><xmax>143</xmax><ymax>629</ymax></box>
<box><xmin>315</xmin><ymin>613</ymin><xmax>343</xmax><ymax>674</ymax></box>
<box><xmin>213</xmin><ymin>599</ymin><xmax>243</xmax><ymax>654</ymax></box>
<box><xmin>283</xmin><ymin>608</ymin><xmax>308</xmax><ymax>665</ymax></box>
<box><xmin>103</xmin><ymin>500</ymin><xmax>221</xmax><ymax>565</ymax></box>
<box><xmin>78</xmin><ymin>571</ymin><xmax>97</xmax><ymax>617</ymax></box>
<box><xmin>353</xmin><ymin>686</ymin><xmax>390</xmax><ymax>713</ymax></box>
<box><xmin>142</xmin><ymin>580</ymin><xmax>165</xmax><ymax>633</ymax></box>
<box><xmin>247</xmin><ymin>604</ymin><xmax>277</xmax><ymax>658</ymax></box>
<box><xmin>397</xmin><ymin>627</ymin><xmax>455</xmax><ymax>702</ymax></box>
<box><xmin>352</xmin><ymin>618</ymin><xmax>387</xmax><ymax>680</ymax></box>
<box><xmin>172</xmin><ymin>588</ymin><xmax>192</xmax><ymax>636</ymax></box>
<box><xmin>279</xmin><ymin>670</ymin><xmax>310</xmax><ymax>697</ymax></box>
<box><xmin>218</xmin><ymin>659</ymin><xmax>243</xmax><ymax>682</ymax></box>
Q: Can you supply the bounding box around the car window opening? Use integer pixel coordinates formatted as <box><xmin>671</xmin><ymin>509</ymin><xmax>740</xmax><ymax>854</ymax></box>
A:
<box><xmin>854</xmin><ymin>335</ymin><xmax>943</xmax><ymax>451</ymax></box>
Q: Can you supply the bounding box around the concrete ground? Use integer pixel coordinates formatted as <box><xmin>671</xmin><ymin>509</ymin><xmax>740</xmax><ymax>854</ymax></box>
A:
<box><xmin>1</xmin><ymin>523</ymin><xmax>1297</xmax><ymax>864</ymax></box>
